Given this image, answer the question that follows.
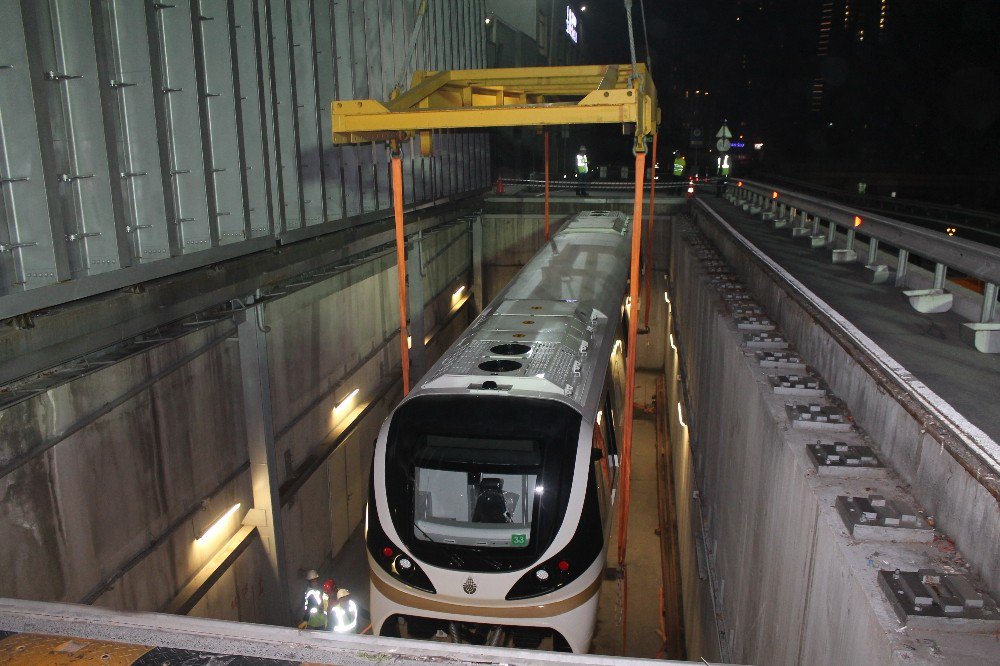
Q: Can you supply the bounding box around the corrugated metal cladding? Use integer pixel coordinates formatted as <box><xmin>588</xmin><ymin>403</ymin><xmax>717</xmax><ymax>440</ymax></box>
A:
<box><xmin>0</xmin><ymin>0</ymin><xmax>489</xmax><ymax>317</ymax></box>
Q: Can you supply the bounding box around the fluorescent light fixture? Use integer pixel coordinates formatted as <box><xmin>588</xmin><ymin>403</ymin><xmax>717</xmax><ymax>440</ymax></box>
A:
<box><xmin>663</xmin><ymin>291</ymin><xmax>671</xmax><ymax>304</ymax></box>
<box><xmin>407</xmin><ymin>335</ymin><xmax>412</xmax><ymax>349</ymax></box>
<box><xmin>453</xmin><ymin>285</ymin><xmax>466</xmax><ymax>299</ymax></box>
<box><xmin>596</xmin><ymin>410</ymin><xmax>603</xmax><ymax>425</ymax></box>
<box><xmin>336</xmin><ymin>388</ymin><xmax>360</xmax><ymax>410</ymax></box>
<box><xmin>677</xmin><ymin>402</ymin><xmax>687</xmax><ymax>429</ymax></box>
<box><xmin>196</xmin><ymin>503</ymin><xmax>241</xmax><ymax>541</ymax></box>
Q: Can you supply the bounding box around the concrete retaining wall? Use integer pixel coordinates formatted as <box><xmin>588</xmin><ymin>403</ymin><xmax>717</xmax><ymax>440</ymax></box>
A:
<box><xmin>0</xmin><ymin>218</ymin><xmax>475</xmax><ymax>625</ymax></box>
<box><xmin>664</xmin><ymin>216</ymin><xmax>1000</xmax><ymax>665</ymax></box>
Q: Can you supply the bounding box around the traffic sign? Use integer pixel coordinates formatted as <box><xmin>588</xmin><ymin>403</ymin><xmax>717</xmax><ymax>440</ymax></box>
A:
<box><xmin>690</xmin><ymin>128</ymin><xmax>703</xmax><ymax>147</ymax></box>
<box><xmin>716</xmin><ymin>124</ymin><xmax>732</xmax><ymax>139</ymax></box>
<box><xmin>716</xmin><ymin>138</ymin><xmax>731</xmax><ymax>152</ymax></box>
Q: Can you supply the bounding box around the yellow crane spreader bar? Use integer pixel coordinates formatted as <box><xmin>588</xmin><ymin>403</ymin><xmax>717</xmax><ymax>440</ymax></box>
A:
<box><xmin>331</xmin><ymin>64</ymin><xmax>658</xmax><ymax>155</ymax></box>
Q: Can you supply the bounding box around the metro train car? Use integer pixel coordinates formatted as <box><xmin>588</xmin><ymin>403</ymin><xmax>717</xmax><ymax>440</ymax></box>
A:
<box><xmin>365</xmin><ymin>210</ymin><xmax>631</xmax><ymax>653</ymax></box>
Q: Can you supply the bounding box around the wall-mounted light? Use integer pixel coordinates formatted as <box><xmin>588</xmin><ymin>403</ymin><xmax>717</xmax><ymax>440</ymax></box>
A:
<box><xmin>407</xmin><ymin>335</ymin><xmax>413</xmax><ymax>349</ymax></box>
<box><xmin>453</xmin><ymin>285</ymin><xmax>466</xmax><ymax>299</ymax></box>
<box><xmin>596</xmin><ymin>410</ymin><xmax>603</xmax><ymax>425</ymax></box>
<box><xmin>196</xmin><ymin>503</ymin><xmax>241</xmax><ymax>542</ymax></box>
<box><xmin>853</xmin><ymin>216</ymin><xmax>863</xmax><ymax>228</ymax></box>
<box><xmin>663</xmin><ymin>291</ymin><xmax>671</xmax><ymax>304</ymax></box>
<box><xmin>336</xmin><ymin>388</ymin><xmax>360</xmax><ymax>411</ymax></box>
<box><xmin>771</xmin><ymin>191</ymin><xmax>779</xmax><ymax>199</ymax></box>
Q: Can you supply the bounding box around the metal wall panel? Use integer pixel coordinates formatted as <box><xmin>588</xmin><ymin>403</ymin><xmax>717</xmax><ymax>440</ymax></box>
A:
<box><xmin>26</xmin><ymin>0</ymin><xmax>121</xmax><ymax>277</ymax></box>
<box><xmin>0</xmin><ymin>0</ymin><xmax>58</xmax><ymax>290</ymax></box>
<box><xmin>0</xmin><ymin>0</ymin><xmax>487</xmax><ymax>317</ymax></box>
<box><xmin>95</xmin><ymin>0</ymin><xmax>171</xmax><ymax>264</ymax></box>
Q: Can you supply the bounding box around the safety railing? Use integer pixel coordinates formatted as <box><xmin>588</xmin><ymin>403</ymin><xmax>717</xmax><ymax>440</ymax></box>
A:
<box><xmin>725</xmin><ymin>179</ymin><xmax>1000</xmax><ymax>351</ymax></box>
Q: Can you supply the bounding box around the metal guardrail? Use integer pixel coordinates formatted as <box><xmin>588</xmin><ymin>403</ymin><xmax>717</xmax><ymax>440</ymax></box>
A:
<box><xmin>728</xmin><ymin>179</ymin><xmax>1000</xmax><ymax>324</ymax></box>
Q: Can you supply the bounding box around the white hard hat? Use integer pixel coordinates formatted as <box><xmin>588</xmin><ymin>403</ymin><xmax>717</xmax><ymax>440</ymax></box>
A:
<box><xmin>337</xmin><ymin>588</ymin><xmax>350</xmax><ymax>600</ymax></box>
<box><xmin>306</xmin><ymin>569</ymin><xmax>319</xmax><ymax>580</ymax></box>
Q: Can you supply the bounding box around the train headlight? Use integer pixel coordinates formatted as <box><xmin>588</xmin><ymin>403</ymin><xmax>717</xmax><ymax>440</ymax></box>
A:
<box><xmin>534</xmin><ymin>568</ymin><xmax>550</xmax><ymax>582</ymax></box>
<box><xmin>395</xmin><ymin>556</ymin><xmax>414</xmax><ymax>575</ymax></box>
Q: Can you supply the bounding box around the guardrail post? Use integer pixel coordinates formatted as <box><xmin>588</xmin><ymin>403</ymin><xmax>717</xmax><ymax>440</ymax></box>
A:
<box><xmin>846</xmin><ymin>227</ymin><xmax>856</xmax><ymax>251</ymax></box>
<box><xmin>932</xmin><ymin>262</ymin><xmax>947</xmax><ymax>291</ymax></box>
<box><xmin>826</xmin><ymin>220</ymin><xmax>837</xmax><ymax>245</ymax></box>
<box><xmin>895</xmin><ymin>249</ymin><xmax>910</xmax><ymax>286</ymax></box>
<box><xmin>867</xmin><ymin>238</ymin><xmax>880</xmax><ymax>265</ymax></box>
<box><xmin>982</xmin><ymin>283</ymin><xmax>998</xmax><ymax>323</ymax></box>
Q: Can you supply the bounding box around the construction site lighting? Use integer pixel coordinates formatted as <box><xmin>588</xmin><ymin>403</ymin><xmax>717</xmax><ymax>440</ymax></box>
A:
<box><xmin>336</xmin><ymin>388</ymin><xmax>360</xmax><ymax>411</ymax></box>
<box><xmin>196</xmin><ymin>503</ymin><xmax>241</xmax><ymax>542</ymax></box>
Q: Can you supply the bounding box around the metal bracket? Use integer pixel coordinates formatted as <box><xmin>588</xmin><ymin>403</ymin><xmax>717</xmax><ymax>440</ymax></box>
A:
<box><xmin>756</xmin><ymin>350</ymin><xmax>808</xmax><ymax>370</ymax></box>
<box><xmin>743</xmin><ymin>331</ymin><xmax>789</xmax><ymax>350</ymax></box>
<box><xmin>44</xmin><ymin>71</ymin><xmax>83</xmax><ymax>82</ymax></box>
<box><xmin>836</xmin><ymin>495</ymin><xmax>933</xmax><ymax>541</ymax></box>
<box><xmin>110</xmin><ymin>80</ymin><xmax>136</xmax><ymax>89</ymax></box>
<box><xmin>66</xmin><ymin>232</ymin><xmax>101</xmax><ymax>242</ymax></box>
<box><xmin>806</xmin><ymin>440</ymin><xmax>884</xmax><ymax>477</ymax></box>
<box><xmin>879</xmin><ymin>569</ymin><xmax>1000</xmax><ymax>629</ymax></box>
<box><xmin>0</xmin><ymin>241</ymin><xmax>37</xmax><ymax>252</ymax></box>
<box><xmin>120</xmin><ymin>171</ymin><xmax>147</xmax><ymax>179</ymax></box>
<box><xmin>769</xmin><ymin>373</ymin><xmax>825</xmax><ymax>397</ymax></box>
<box><xmin>0</xmin><ymin>175</ymin><xmax>29</xmax><ymax>185</ymax></box>
<box><xmin>58</xmin><ymin>173</ymin><xmax>95</xmax><ymax>183</ymax></box>
<box><xmin>786</xmin><ymin>403</ymin><xmax>850</xmax><ymax>431</ymax></box>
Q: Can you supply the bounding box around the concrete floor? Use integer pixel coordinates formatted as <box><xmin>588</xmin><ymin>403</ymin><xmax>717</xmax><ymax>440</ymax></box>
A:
<box><xmin>591</xmin><ymin>371</ymin><xmax>668</xmax><ymax>659</ymax></box>
<box><xmin>326</xmin><ymin>371</ymin><xmax>671</xmax><ymax>658</ymax></box>
<box><xmin>704</xmin><ymin>195</ymin><xmax>1000</xmax><ymax>445</ymax></box>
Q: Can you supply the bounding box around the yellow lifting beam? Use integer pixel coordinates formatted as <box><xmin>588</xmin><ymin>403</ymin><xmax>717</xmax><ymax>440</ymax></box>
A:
<box><xmin>331</xmin><ymin>64</ymin><xmax>658</xmax><ymax>155</ymax></box>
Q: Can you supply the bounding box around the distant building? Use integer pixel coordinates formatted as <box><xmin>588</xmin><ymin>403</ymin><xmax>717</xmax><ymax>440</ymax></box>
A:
<box><xmin>484</xmin><ymin>2</ymin><xmax>593</xmax><ymax>178</ymax></box>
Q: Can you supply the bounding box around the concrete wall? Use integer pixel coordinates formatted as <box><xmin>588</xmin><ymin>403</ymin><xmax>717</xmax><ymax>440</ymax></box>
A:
<box><xmin>691</xmin><ymin>205</ymin><xmax>1000</xmax><ymax>595</ymax></box>
<box><xmin>0</xmin><ymin>216</ymin><xmax>475</xmax><ymax>625</ymax></box>
<box><xmin>664</xmin><ymin>214</ymin><xmax>1000</xmax><ymax>664</ymax></box>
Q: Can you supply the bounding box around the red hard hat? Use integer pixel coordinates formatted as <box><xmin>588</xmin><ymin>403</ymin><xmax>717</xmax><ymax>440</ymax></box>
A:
<box><xmin>322</xmin><ymin>579</ymin><xmax>336</xmax><ymax>594</ymax></box>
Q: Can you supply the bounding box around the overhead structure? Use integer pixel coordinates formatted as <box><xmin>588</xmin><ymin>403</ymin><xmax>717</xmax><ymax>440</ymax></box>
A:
<box><xmin>331</xmin><ymin>64</ymin><xmax>659</xmax><ymax>155</ymax></box>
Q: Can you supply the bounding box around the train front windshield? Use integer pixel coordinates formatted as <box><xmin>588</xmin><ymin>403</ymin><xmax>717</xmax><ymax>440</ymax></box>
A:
<box><xmin>383</xmin><ymin>395</ymin><xmax>581</xmax><ymax>571</ymax></box>
<box><xmin>414</xmin><ymin>435</ymin><xmax>540</xmax><ymax>548</ymax></box>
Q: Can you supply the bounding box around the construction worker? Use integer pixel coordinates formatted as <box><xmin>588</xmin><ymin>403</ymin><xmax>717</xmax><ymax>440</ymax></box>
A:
<box><xmin>330</xmin><ymin>588</ymin><xmax>359</xmax><ymax>634</ymax></box>
<box><xmin>575</xmin><ymin>145</ymin><xmax>589</xmax><ymax>196</ymax></box>
<box><xmin>673</xmin><ymin>154</ymin><xmax>686</xmax><ymax>179</ymax></box>
<box><xmin>298</xmin><ymin>570</ymin><xmax>330</xmax><ymax>630</ymax></box>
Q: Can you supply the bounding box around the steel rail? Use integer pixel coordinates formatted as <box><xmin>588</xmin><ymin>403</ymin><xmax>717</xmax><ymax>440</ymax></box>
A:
<box><xmin>734</xmin><ymin>179</ymin><xmax>1000</xmax><ymax>285</ymax></box>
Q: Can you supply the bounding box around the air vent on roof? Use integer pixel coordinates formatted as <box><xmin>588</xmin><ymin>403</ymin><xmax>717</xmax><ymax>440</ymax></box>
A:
<box><xmin>478</xmin><ymin>360</ymin><xmax>523</xmax><ymax>373</ymax></box>
<box><xmin>490</xmin><ymin>343</ymin><xmax>532</xmax><ymax>356</ymax></box>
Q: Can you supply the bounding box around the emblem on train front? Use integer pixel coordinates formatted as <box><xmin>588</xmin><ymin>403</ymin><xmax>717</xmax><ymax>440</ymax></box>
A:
<box><xmin>462</xmin><ymin>577</ymin><xmax>477</xmax><ymax>594</ymax></box>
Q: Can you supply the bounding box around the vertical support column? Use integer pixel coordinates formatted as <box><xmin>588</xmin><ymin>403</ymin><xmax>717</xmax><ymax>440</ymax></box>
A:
<box><xmin>867</xmin><ymin>238</ymin><xmax>880</xmax><ymax>265</ymax></box>
<box><xmin>811</xmin><ymin>216</ymin><xmax>821</xmax><ymax>236</ymax></box>
<box><xmin>846</xmin><ymin>227</ymin><xmax>856</xmax><ymax>251</ymax></box>
<box><xmin>895</xmin><ymin>249</ymin><xmax>910</xmax><ymax>286</ymax></box>
<box><xmin>471</xmin><ymin>214</ymin><xmax>484</xmax><ymax>315</ymax></box>
<box><xmin>406</xmin><ymin>230</ymin><xmax>427</xmax><ymax>381</ymax></box>
<box><xmin>237</xmin><ymin>305</ymin><xmax>291</xmax><ymax>627</ymax></box>
<box><xmin>544</xmin><ymin>129</ymin><xmax>550</xmax><ymax>241</ymax></box>
<box><xmin>932</xmin><ymin>262</ymin><xmax>947</xmax><ymax>290</ymax></box>
<box><xmin>826</xmin><ymin>221</ymin><xmax>837</xmax><ymax>245</ymax></box>
<box><xmin>390</xmin><ymin>143</ymin><xmax>410</xmax><ymax>394</ymax></box>
<box><xmin>799</xmin><ymin>209</ymin><xmax>809</xmax><ymax>231</ymax></box>
<box><xmin>981</xmin><ymin>282</ymin><xmax>998</xmax><ymax>323</ymax></box>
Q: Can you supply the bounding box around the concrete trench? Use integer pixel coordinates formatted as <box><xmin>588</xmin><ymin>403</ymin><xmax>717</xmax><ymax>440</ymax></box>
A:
<box><xmin>664</xmin><ymin>210</ymin><xmax>1000</xmax><ymax>664</ymax></box>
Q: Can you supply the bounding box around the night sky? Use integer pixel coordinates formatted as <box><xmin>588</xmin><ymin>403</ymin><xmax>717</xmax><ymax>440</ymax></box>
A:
<box><xmin>572</xmin><ymin>1</ymin><xmax>1000</xmax><ymax>184</ymax></box>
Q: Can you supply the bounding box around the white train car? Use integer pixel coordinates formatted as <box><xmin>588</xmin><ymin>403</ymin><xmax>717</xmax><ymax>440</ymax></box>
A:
<box><xmin>366</xmin><ymin>211</ymin><xmax>631</xmax><ymax>653</ymax></box>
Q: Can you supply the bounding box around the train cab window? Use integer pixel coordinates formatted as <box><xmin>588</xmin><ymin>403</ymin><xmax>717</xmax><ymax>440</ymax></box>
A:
<box><xmin>383</xmin><ymin>395</ymin><xmax>581</xmax><ymax>572</ymax></box>
<box><xmin>413</xmin><ymin>435</ymin><xmax>541</xmax><ymax>548</ymax></box>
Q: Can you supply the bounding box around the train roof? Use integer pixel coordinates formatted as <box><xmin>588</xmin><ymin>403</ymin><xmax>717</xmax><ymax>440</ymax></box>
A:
<box><xmin>415</xmin><ymin>211</ymin><xmax>631</xmax><ymax>414</ymax></box>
